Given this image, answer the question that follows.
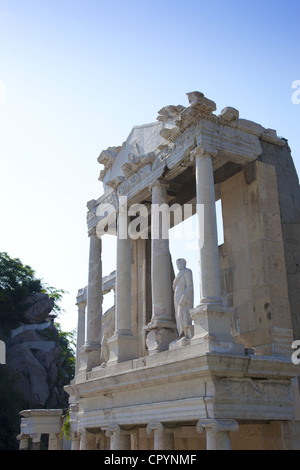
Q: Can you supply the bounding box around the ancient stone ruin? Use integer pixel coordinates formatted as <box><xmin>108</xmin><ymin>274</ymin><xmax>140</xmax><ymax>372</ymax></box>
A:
<box><xmin>19</xmin><ymin>91</ymin><xmax>300</xmax><ymax>450</ymax></box>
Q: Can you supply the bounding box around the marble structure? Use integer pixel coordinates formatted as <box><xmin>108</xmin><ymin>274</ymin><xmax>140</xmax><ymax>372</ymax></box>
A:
<box><xmin>19</xmin><ymin>92</ymin><xmax>300</xmax><ymax>450</ymax></box>
<box><xmin>173</xmin><ymin>258</ymin><xmax>193</xmax><ymax>340</ymax></box>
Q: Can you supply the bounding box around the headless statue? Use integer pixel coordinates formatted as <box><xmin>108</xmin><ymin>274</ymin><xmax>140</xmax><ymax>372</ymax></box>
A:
<box><xmin>173</xmin><ymin>258</ymin><xmax>194</xmax><ymax>339</ymax></box>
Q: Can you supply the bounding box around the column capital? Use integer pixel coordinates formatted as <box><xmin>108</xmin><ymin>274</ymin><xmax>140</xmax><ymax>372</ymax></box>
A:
<box><xmin>146</xmin><ymin>422</ymin><xmax>164</xmax><ymax>435</ymax></box>
<box><xmin>104</xmin><ymin>424</ymin><xmax>132</xmax><ymax>437</ymax></box>
<box><xmin>76</xmin><ymin>286</ymin><xmax>87</xmax><ymax>306</ymax></box>
<box><xmin>17</xmin><ymin>433</ymin><xmax>30</xmax><ymax>440</ymax></box>
<box><xmin>148</xmin><ymin>178</ymin><xmax>170</xmax><ymax>193</ymax></box>
<box><xmin>196</xmin><ymin>419</ymin><xmax>239</xmax><ymax>434</ymax></box>
<box><xmin>190</xmin><ymin>145</ymin><xmax>218</xmax><ymax>161</ymax></box>
<box><xmin>87</xmin><ymin>226</ymin><xmax>96</xmax><ymax>237</ymax></box>
<box><xmin>104</xmin><ymin>425</ymin><xmax>132</xmax><ymax>450</ymax></box>
<box><xmin>17</xmin><ymin>434</ymin><xmax>29</xmax><ymax>450</ymax></box>
<box><xmin>146</xmin><ymin>422</ymin><xmax>175</xmax><ymax>450</ymax></box>
<box><xmin>104</xmin><ymin>425</ymin><xmax>120</xmax><ymax>437</ymax></box>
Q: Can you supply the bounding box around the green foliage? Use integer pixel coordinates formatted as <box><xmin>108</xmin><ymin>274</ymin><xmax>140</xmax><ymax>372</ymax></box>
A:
<box><xmin>40</xmin><ymin>284</ymin><xmax>68</xmax><ymax>317</ymax></box>
<box><xmin>0</xmin><ymin>367</ymin><xmax>27</xmax><ymax>450</ymax></box>
<box><xmin>0</xmin><ymin>252</ymin><xmax>75</xmax><ymax>449</ymax></box>
<box><xmin>0</xmin><ymin>252</ymin><xmax>67</xmax><ymax>336</ymax></box>
<box><xmin>0</xmin><ymin>252</ymin><xmax>43</xmax><ymax>334</ymax></box>
<box><xmin>55</xmin><ymin>325</ymin><xmax>76</xmax><ymax>395</ymax></box>
<box><xmin>60</xmin><ymin>410</ymin><xmax>71</xmax><ymax>440</ymax></box>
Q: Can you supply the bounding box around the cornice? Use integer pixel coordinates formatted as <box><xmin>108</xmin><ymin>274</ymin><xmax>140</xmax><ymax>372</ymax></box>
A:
<box><xmin>89</xmin><ymin>91</ymin><xmax>286</xmax><ymax>233</ymax></box>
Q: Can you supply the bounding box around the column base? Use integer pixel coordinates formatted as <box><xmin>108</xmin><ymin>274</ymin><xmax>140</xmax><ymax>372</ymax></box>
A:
<box><xmin>79</xmin><ymin>342</ymin><xmax>102</xmax><ymax>372</ymax></box>
<box><xmin>191</xmin><ymin>303</ymin><xmax>245</xmax><ymax>355</ymax></box>
<box><xmin>106</xmin><ymin>331</ymin><xmax>138</xmax><ymax>365</ymax></box>
<box><xmin>145</xmin><ymin>320</ymin><xmax>178</xmax><ymax>355</ymax></box>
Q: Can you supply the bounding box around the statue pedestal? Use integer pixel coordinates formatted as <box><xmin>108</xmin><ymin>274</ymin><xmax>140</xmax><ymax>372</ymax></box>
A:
<box><xmin>79</xmin><ymin>342</ymin><xmax>102</xmax><ymax>372</ymax></box>
<box><xmin>106</xmin><ymin>331</ymin><xmax>138</xmax><ymax>365</ymax></box>
<box><xmin>169</xmin><ymin>335</ymin><xmax>191</xmax><ymax>350</ymax></box>
<box><xmin>191</xmin><ymin>303</ymin><xmax>245</xmax><ymax>355</ymax></box>
<box><xmin>145</xmin><ymin>320</ymin><xmax>178</xmax><ymax>355</ymax></box>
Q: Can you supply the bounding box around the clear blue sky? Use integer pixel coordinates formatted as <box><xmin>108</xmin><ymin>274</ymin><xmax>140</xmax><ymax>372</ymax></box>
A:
<box><xmin>0</xmin><ymin>0</ymin><xmax>299</xmax><ymax>332</ymax></box>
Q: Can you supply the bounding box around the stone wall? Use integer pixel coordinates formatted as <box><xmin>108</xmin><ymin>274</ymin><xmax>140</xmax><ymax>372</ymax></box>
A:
<box><xmin>259</xmin><ymin>140</ymin><xmax>300</xmax><ymax>341</ymax></box>
<box><xmin>220</xmin><ymin>157</ymin><xmax>293</xmax><ymax>355</ymax></box>
<box><xmin>219</xmin><ymin>141</ymin><xmax>300</xmax><ymax>352</ymax></box>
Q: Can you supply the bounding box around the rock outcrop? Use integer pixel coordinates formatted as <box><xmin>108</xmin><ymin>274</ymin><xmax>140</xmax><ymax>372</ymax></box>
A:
<box><xmin>21</xmin><ymin>293</ymin><xmax>55</xmax><ymax>324</ymax></box>
<box><xmin>5</xmin><ymin>293</ymin><xmax>72</xmax><ymax>409</ymax></box>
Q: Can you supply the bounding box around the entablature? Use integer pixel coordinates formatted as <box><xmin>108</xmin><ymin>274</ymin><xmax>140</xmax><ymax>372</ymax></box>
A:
<box><xmin>88</xmin><ymin>91</ymin><xmax>286</xmax><ymax>234</ymax></box>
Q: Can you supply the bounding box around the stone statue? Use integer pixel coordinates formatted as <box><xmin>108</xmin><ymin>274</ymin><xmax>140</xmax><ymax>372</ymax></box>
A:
<box><xmin>173</xmin><ymin>258</ymin><xmax>194</xmax><ymax>339</ymax></box>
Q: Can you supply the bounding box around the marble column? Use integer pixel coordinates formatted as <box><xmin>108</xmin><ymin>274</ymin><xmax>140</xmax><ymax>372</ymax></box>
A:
<box><xmin>48</xmin><ymin>433</ymin><xmax>63</xmax><ymax>450</ymax></box>
<box><xmin>146</xmin><ymin>422</ymin><xmax>174</xmax><ymax>450</ymax></box>
<box><xmin>75</xmin><ymin>288</ymin><xmax>86</xmax><ymax>374</ymax></box>
<box><xmin>81</xmin><ymin>229</ymin><xmax>102</xmax><ymax>370</ymax></box>
<box><xmin>18</xmin><ymin>434</ymin><xmax>29</xmax><ymax>450</ymax></box>
<box><xmin>195</xmin><ymin>150</ymin><xmax>222</xmax><ymax>304</ymax></box>
<box><xmin>71</xmin><ymin>431</ymin><xmax>80</xmax><ymax>450</ymax></box>
<box><xmin>31</xmin><ymin>433</ymin><xmax>41</xmax><ymax>450</ymax></box>
<box><xmin>197</xmin><ymin>419</ymin><xmax>239</xmax><ymax>450</ymax></box>
<box><xmin>79</xmin><ymin>428</ymin><xmax>96</xmax><ymax>450</ymax></box>
<box><xmin>107</xmin><ymin>209</ymin><xmax>137</xmax><ymax>364</ymax></box>
<box><xmin>190</xmin><ymin>148</ymin><xmax>243</xmax><ymax>354</ymax></box>
<box><xmin>146</xmin><ymin>180</ymin><xmax>178</xmax><ymax>354</ymax></box>
<box><xmin>105</xmin><ymin>425</ymin><xmax>131</xmax><ymax>450</ymax></box>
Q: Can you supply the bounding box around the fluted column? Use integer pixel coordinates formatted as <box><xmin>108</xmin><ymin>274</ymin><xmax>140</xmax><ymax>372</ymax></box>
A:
<box><xmin>197</xmin><ymin>419</ymin><xmax>239</xmax><ymax>450</ymax></box>
<box><xmin>116</xmin><ymin>211</ymin><xmax>132</xmax><ymax>333</ymax></box>
<box><xmin>81</xmin><ymin>229</ymin><xmax>102</xmax><ymax>370</ymax></box>
<box><xmin>107</xmin><ymin>208</ymin><xmax>137</xmax><ymax>364</ymax></box>
<box><xmin>146</xmin><ymin>180</ymin><xmax>178</xmax><ymax>354</ymax></box>
<box><xmin>151</xmin><ymin>180</ymin><xmax>174</xmax><ymax>321</ymax></box>
<box><xmin>190</xmin><ymin>147</ymin><xmax>243</xmax><ymax>354</ymax></box>
<box><xmin>195</xmin><ymin>149</ymin><xmax>222</xmax><ymax>304</ymax></box>
<box><xmin>146</xmin><ymin>422</ymin><xmax>174</xmax><ymax>450</ymax></box>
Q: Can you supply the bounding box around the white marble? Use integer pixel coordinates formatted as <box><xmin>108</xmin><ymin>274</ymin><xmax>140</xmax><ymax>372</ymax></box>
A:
<box><xmin>194</xmin><ymin>149</ymin><xmax>222</xmax><ymax>304</ymax></box>
<box><xmin>18</xmin><ymin>91</ymin><xmax>300</xmax><ymax>451</ymax></box>
<box><xmin>81</xmin><ymin>231</ymin><xmax>102</xmax><ymax>370</ymax></box>
<box><xmin>173</xmin><ymin>258</ymin><xmax>193</xmax><ymax>339</ymax></box>
<box><xmin>107</xmin><ymin>213</ymin><xmax>137</xmax><ymax>364</ymax></box>
<box><xmin>146</xmin><ymin>179</ymin><xmax>178</xmax><ymax>353</ymax></box>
